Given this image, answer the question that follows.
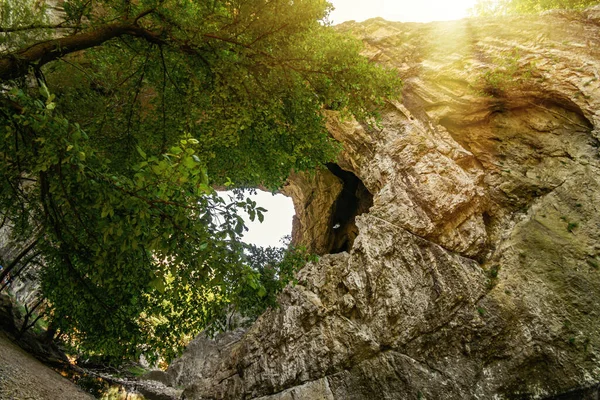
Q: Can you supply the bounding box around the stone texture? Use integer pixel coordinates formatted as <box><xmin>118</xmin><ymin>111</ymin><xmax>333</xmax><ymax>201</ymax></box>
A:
<box><xmin>282</xmin><ymin>170</ymin><xmax>343</xmax><ymax>255</ymax></box>
<box><xmin>177</xmin><ymin>7</ymin><xmax>600</xmax><ymax>400</ymax></box>
<box><xmin>254</xmin><ymin>378</ymin><xmax>334</xmax><ymax>400</ymax></box>
<box><xmin>167</xmin><ymin>329</ymin><xmax>247</xmax><ymax>390</ymax></box>
<box><xmin>0</xmin><ymin>293</ymin><xmax>17</xmax><ymax>335</ymax></box>
<box><xmin>181</xmin><ymin>216</ymin><xmax>487</xmax><ymax>399</ymax></box>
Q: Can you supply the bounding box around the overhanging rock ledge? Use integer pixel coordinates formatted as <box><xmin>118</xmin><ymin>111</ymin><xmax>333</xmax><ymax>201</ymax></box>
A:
<box><xmin>176</xmin><ymin>7</ymin><xmax>600</xmax><ymax>399</ymax></box>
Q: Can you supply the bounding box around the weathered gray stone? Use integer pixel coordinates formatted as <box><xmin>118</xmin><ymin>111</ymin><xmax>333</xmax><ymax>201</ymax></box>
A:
<box><xmin>167</xmin><ymin>329</ymin><xmax>246</xmax><ymax>390</ymax></box>
<box><xmin>176</xmin><ymin>8</ymin><xmax>600</xmax><ymax>400</ymax></box>
<box><xmin>254</xmin><ymin>378</ymin><xmax>334</xmax><ymax>400</ymax></box>
<box><xmin>282</xmin><ymin>169</ymin><xmax>343</xmax><ymax>255</ymax></box>
<box><xmin>0</xmin><ymin>294</ymin><xmax>17</xmax><ymax>334</ymax></box>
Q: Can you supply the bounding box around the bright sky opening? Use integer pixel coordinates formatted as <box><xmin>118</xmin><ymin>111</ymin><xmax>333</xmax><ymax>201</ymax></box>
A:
<box><xmin>328</xmin><ymin>0</ymin><xmax>478</xmax><ymax>24</ymax></box>
<box><xmin>220</xmin><ymin>190</ymin><xmax>295</xmax><ymax>248</ymax></box>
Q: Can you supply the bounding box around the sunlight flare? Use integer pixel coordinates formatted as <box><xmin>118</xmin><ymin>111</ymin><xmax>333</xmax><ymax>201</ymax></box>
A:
<box><xmin>329</xmin><ymin>0</ymin><xmax>479</xmax><ymax>23</ymax></box>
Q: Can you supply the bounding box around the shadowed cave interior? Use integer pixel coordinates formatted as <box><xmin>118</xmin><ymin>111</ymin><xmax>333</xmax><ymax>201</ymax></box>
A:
<box><xmin>326</xmin><ymin>163</ymin><xmax>373</xmax><ymax>254</ymax></box>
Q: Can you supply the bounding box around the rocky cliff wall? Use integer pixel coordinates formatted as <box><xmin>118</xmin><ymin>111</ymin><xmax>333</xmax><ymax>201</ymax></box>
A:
<box><xmin>175</xmin><ymin>8</ymin><xmax>600</xmax><ymax>399</ymax></box>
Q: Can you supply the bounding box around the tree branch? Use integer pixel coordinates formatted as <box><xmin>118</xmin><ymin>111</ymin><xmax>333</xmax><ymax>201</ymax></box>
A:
<box><xmin>0</xmin><ymin>251</ymin><xmax>41</xmax><ymax>294</ymax></box>
<box><xmin>0</xmin><ymin>234</ymin><xmax>41</xmax><ymax>286</ymax></box>
<box><xmin>0</xmin><ymin>12</ymin><xmax>162</xmax><ymax>81</ymax></box>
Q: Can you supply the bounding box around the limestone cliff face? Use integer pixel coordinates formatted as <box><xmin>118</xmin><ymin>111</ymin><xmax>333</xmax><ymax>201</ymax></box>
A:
<box><xmin>178</xmin><ymin>8</ymin><xmax>600</xmax><ymax>399</ymax></box>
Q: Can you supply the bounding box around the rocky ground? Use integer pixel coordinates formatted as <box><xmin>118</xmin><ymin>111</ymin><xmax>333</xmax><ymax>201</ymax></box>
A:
<box><xmin>0</xmin><ymin>332</ymin><xmax>94</xmax><ymax>400</ymax></box>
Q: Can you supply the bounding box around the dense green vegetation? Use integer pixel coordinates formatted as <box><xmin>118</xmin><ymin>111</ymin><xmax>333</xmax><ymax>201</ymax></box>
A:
<box><xmin>472</xmin><ymin>0</ymin><xmax>600</xmax><ymax>15</ymax></box>
<box><xmin>0</xmin><ymin>0</ymin><xmax>400</xmax><ymax>362</ymax></box>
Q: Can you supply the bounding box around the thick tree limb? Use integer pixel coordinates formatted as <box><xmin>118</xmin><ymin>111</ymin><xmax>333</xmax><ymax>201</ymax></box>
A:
<box><xmin>0</xmin><ymin>18</ymin><xmax>162</xmax><ymax>81</ymax></box>
<box><xmin>0</xmin><ymin>9</ymin><xmax>279</xmax><ymax>82</ymax></box>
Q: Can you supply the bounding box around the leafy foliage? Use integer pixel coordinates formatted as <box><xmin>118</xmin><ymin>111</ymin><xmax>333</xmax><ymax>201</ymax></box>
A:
<box><xmin>472</xmin><ymin>0</ymin><xmax>600</xmax><ymax>15</ymax></box>
<box><xmin>0</xmin><ymin>0</ymin><xmax>400</xmax><ymax>362</ymax></box>
<box><xmin>234</xmin><ymin>243</ymin><xmax>318</xmax><ymax>323</ymax></box>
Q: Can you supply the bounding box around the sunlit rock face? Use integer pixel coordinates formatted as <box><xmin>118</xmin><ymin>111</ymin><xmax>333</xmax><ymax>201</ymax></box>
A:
<box><xmin>179</xmin><ymin>7</ymin><xmax>600</xmax><ymax>399</ymax></box>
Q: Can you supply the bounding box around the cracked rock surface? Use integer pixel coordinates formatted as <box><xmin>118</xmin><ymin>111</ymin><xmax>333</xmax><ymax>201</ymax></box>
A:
<box><xmin>177</xmin><ymin>8</ymin><xmax>600</xmax><ymax>400</ymax></box>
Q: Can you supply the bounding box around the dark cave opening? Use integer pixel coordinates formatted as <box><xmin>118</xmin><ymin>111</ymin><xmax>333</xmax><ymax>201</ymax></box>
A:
<box><xmin>326</xmin><ymin>163</ymin><xmax>374</xmax><ymax>254</ymax></box>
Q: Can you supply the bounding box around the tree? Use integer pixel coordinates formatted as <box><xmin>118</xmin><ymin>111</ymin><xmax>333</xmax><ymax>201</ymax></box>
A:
<box><xmin>472</xmin><ymin>0</ymin><xmax>600</xmax><ymax>15</ymax></box>
<box><xmin>0</xmin><ymin>0</ymin><xmax>400</xmax><ymax>361</ymax></box>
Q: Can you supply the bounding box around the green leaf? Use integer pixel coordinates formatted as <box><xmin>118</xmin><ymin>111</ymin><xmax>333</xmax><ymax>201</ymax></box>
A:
<box><xmin>257</xmin><ymin>286</ymin><xmax>267</xmax><ymax>298</ymax></box>
<box><xmin>183</xmin><ymin>156</ymin><xmax>195</xmax><ymax>169</ymax></box>
<box><xmin>136</xmin><ymin>146</ymin><xmax>147</xmax><ymax>159</ymax></box>
<box><xmin>151</xmin><ymin>278</ymin><xmax>166</xmax><ymax>293</ymax></box>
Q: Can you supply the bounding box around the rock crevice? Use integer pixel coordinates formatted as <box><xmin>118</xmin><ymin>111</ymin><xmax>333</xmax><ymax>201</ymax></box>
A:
<box><xmin>326</xmin><ymin>163</ymin><xmax>373</xmax><ymax>254</ymax></box>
